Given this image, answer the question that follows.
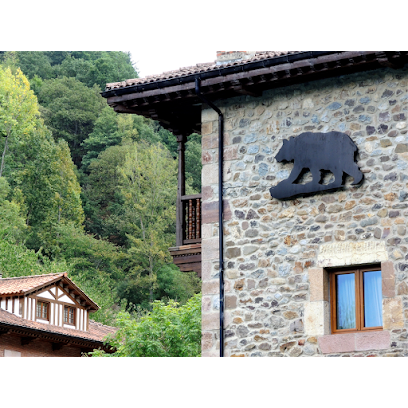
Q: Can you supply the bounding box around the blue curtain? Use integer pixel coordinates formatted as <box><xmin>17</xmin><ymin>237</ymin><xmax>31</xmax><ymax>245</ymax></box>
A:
<box><xmin>336</xmin><ymin>273</ymin><xmax>356</xmax><ymax>330</ymax></box>
<box><xmin>363</xmin><ymin>270</ymin><xmax>382</xmax><ymax>327</ymax></box>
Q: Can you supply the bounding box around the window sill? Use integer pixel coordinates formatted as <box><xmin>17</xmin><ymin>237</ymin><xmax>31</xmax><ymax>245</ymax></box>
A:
<box><xmin>318</xmin><ymin>330</ymin><xmax>390</xmax><ymax>354</ymax></box>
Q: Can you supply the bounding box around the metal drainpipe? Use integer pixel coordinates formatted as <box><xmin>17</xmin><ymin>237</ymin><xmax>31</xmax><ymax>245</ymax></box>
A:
<box><xmin>195</xmin><ymin>78</ymin><xmax>225</xmax><ymax>357</ymax></box>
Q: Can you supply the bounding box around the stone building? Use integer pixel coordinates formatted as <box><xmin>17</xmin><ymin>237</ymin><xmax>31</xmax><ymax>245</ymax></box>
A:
<box><xmin>103</xmin><ymin>51</ymin><xmax>408</xmax><ymax>356</ymax></box>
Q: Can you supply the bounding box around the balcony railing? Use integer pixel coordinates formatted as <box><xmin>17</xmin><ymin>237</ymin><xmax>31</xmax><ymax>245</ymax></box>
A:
<box><xmin>181</xmin><ymin>194</ymin><xmax>201</xmax><ymax>245</ymax></box>
<box><xmin>170</xmin><ymin>136</ymin><xmax>202</xmax><ymax>276</ymax></box>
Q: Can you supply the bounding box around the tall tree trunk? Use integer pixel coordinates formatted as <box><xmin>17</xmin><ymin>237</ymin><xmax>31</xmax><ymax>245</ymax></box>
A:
<box><xmin>149</xmin><ymin>255</ymin><xmax>153</xmax><ymax>304</ymax></box>
<box><xmin>140</xmin><ymin>216</ymin><xmax>154</xmax><ymax>303</ymax></box>
<box><xmin>0</xmin><ymin>133</ymin><xmax>10</xmax><ymax>178</ymax></box>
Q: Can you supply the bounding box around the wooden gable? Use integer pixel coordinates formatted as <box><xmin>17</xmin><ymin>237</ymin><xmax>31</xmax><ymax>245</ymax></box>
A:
<box><xmin>25</xmin><ymin>275</ymin><xmax>98</xmax><ymax>312</ymax></box>
<box><xmin>36</xmin><ymin>286</ymin><xmax>78</xmax><ymax>306</ymax></box>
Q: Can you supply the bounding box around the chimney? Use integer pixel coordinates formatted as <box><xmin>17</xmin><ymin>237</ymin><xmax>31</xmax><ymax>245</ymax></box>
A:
<box><xmin>216</xmin><ymin>51</ymin><xmax>257</xmax><ymax>65</ymax></box>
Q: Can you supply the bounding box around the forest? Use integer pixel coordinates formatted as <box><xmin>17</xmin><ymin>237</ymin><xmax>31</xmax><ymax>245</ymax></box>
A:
<box><xmin>0</xmin><ymin>51</ymin><xmax>202</xmax><ymax>354</ymax></box>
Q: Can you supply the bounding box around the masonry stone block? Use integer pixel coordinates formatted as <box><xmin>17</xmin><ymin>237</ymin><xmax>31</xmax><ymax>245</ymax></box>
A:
<box><xmin>308</xmin><ymin>268</ymin><xmax>329</xmax><ymax>301</ymax></box>
<box><xmin>355</xmin><ymin>331</ymin><xmax>390</xmax><ymax>351</ymax></box>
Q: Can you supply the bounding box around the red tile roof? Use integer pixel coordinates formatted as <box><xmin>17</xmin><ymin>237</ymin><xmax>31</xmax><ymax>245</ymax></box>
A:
<box><xmin>0</xmin><ymin>307</ymin><xmax>117</xmax><ymax>344</ymax></box>
<box><xmin>105</xmin><ymin>51</ymin><xmax>300</xmax><ymax>91</ymax></box>
<box><xmin>0</xmin><ymin>273</ymin><xmax>66</xmax><ymax>295</ymax></box>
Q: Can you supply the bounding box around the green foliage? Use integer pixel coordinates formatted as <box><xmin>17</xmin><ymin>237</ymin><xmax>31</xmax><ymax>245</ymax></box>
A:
<box><xmin>80</xmin><ymin>107</ymin><xmax>162</xmax><ymax>174</ymax></box>
<box><xmin>43</xmin><ymin>52</ymin><xmax>70</xmax><ymax>66</ymax></box>
<box><xmin>156</xmin><ymin>264</ymin><xmax>201</xmax><ymax>304</ymax></box>
<box><xmin>52</xmin><ymin>223</ymin><xmax>125</xmax><ymax>280</ymax></box>
<box><xmin>80</xmin><ymin>106</ymin><xmax>123</xmax><ymax>172</ymax></box>
<box><xmin>118</xmin><ymin>142</ymin><xmax>177</xmax><ymax>304</ymax></box>
<box><xmin>37</xmin><ymin>76</ymin><xmax>105</xmax><ymax>167</ymax></box>
<box><xmin>0</xmin><ymin>66</ymin><xmax>40</xmax><ymax>177</ymax></box>
<box><xmin>185</xmin><ymin>134</ymin><xmax>202</xmax><ymax>193</ymax></box>
<box><xmin>82</xmin><ymin>143</ymin><xmax>130</xmax><ymax>244</ymax></box>
<box><xmin>0</xmin><ymin>66</ymin><xmax>84</xmax><ymax>254</ymax></box>
<box><xmin>12</xmin><ymin>133</ymin><xmax>85</xmax><ymax>255</ymax></box>
<box><xmin>0</xmin><ymin>240</ymin><xmax>69</xmax><ymax>279</ymax></box>
<box><xmin>90</xmin><ymin>293</ymin><xmax>201</xmax><ymax>357</ymax></box>
<box><xmin>59</xmin><ymin>51</ymin><xmax>138</xmax><ymax>90</ymax></box>
<box><xmin>1</xmin><ymin>51</ymin><xmax>138</xmax><ymax>92</ymax></box>
<box><xmin>0</xmin><ymin>178</ymin><xmax>27</xmax><ymax>244</ymax></box>
<box><xmin>46</xmin><ymin>223</ymin><xmax>128</xmax><ymax>325</ymax></box>
<box><xmin>14</xmin><ymin>51</ymin><xmax>54</xmax><ymax>80</ymax></box>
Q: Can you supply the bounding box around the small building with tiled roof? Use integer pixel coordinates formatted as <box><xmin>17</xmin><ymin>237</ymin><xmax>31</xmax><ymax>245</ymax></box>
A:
<box><xmin>0</xmin><ymin>272</ymin><xmax>116</xmax><ymax>357</ymax></box>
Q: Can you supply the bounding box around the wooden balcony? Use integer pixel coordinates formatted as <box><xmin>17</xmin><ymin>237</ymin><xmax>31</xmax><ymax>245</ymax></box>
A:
<box><xmin>169</xmin><ymin>194</ymin><xmax>202</xmax><ymax>277</ymax></box>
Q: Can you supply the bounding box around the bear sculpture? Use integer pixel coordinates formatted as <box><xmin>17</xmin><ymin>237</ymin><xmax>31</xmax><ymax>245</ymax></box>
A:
<box><xmin>269</xmin><ymin>131</ymin><xmax>363</xmax><ymax>200</ymax></box>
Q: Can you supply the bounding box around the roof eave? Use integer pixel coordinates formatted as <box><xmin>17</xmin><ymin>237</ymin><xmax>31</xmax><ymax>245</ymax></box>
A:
<box><xmin>0</xmin><ymin>321</ymin><xmax>114</xmax><ymax>352</ymax></box>
<box><xmin>101</xmin><ymin>51</ymin><xmax>408</xmax><ymax>137</ymax></box>
<box><xmin>102</xmin><ymin>51</ymin><xmax>328</xmax><ymax>98</ymax></box>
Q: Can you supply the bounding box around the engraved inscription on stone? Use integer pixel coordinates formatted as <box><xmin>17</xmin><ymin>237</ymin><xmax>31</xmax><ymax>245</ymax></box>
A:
<box><xmin>317</xmin><ymin>241</ymin><xmax>388</xmax><ymax>267</ymax></box>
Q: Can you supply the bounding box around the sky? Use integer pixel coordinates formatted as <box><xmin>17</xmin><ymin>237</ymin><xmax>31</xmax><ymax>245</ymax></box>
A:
<box><xmin>130</xmin><ymin>51</ymin><xmax>217</xmax><ymax>78</ymax></box>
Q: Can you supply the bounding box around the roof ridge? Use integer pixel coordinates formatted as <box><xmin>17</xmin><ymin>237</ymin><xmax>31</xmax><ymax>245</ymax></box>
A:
<box><xmin>0</xmin><ymin>272</ymin><xmax>66</xmax><ymax>281</ymax></box>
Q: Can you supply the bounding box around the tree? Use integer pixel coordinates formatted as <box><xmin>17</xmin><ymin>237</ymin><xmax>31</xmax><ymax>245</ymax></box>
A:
<box><xmin>155</xmin><ymin>264</ymin><xmax>201</xmax><ymax>304</ymax></box>
<box><xmin>51</xmin><ymin>223</ymin><xmax>128</xmax><ymax>324</ymax></box>
<box><xmin>80</xmin><ymin>106</ymin><xmax>123</xmax><ymax>172</ymax></box>
<box><xmin>185</xmin><ymin>133</ymin><xmax>202</xmax><ymax>193</ymax></box>
<box><xmin>0</xmin><ymin>240</ymin><xmax>69</xmax><ymax>279</ymax></box>
<box><xmin>59</xmin><ymin>52</ymin><xmax>138</xmax><ymax>90</ymax></box>
<box><xmin>89</xmin><ymin>293</ymin><xmax>201</xmax><ymax>357</ymax></box>
<box><xmin>0</xmin><ymin>66</ymin><xmax>39</xmax><ymax>178</ymax></box>
<box><xmin>82</xmin><ymin>143</ymin><xmax>130</xmax><ymax>244</ymax></box>
<box><xmin>0</xmin><ymin>177</ymin><xmax>27</xmax><ymax>244</ymax></box>
<box><xmin>118</xmin><ymin>141</ymin><xmax>177</xmax><ymax>305</ymax></box>
<box><xmin>14</xmin><ymin>51</ymin><xmax>54</xmax><ymax>80</ymax></box>
<box><xmin>37</xmin><ymin>77</ymin><xmax>105</xmax><ymax>167</ymax></box>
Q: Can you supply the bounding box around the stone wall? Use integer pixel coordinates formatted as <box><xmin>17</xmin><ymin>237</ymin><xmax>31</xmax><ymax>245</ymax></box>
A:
<box><xmin>201</xmin><ymin>64</ymin><xmax>408</xmax><ymax>357</ymax></box>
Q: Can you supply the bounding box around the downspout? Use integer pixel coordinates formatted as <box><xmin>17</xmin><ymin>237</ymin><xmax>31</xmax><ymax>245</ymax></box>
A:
<box><xmin>195</xmin><ymin>78</ymin><xmax>225</xmax><ymax>357</ymax></box>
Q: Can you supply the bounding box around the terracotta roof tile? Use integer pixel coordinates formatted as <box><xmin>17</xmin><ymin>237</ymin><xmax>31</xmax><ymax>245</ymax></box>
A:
<box><xmin>105</xmin><ymin>51</ymin><xmax>300</xmax><ymax>91</ymax></box>
<box><xmin>0</xmin><ymin>273</ymin><xmax>66</xmax><ymax>295</ymax></box>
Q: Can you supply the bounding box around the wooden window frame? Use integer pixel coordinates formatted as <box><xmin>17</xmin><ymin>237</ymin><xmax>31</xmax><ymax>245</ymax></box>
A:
<box><xmin>330</xmin><ymin>265</ymin><xmax>383</xmax><ymax>334</ymax></box>
<box><xmin>36</xmin><ymin>300</ymin><xmax>49</xmax><ymax>321</ymax></box>
<box><xmin>64</xmin><ymin>305</ymin><xmax>76</xmax><ymax>326</ymax></box>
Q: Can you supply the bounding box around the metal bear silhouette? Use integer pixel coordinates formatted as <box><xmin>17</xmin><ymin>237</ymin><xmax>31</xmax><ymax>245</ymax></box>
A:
<box><xmin>269</xmin><ymin>131</ymin><xmax>363</xmax><ymax>200</ymax></box>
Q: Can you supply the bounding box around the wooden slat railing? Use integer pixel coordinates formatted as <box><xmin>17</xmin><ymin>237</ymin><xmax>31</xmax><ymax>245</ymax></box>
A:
<box><xmin>181</xmin><ymin>194</ymin><xmax>201</xmax><ymax>244</ymax></box>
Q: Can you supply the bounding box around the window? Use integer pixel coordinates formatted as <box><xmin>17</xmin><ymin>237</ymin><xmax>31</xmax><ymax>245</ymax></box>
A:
<box><xmin>4</xmin><ymin>350</ymin><xmax>21</xmax><ymax>357</ymax></box>
<box><xmin>64</xmin><ymin>306</ymin><xmax>75</xmax><ymax>325</ymax></box>
<box><xmin>36</xmin><ymin>301</ymin><xmax>49</xmax><ymax>320</ymax></box>
<box><xmin>330</xmin><ymin>266</ymin><xmax>382</xmax><ymax>334</ymax></box>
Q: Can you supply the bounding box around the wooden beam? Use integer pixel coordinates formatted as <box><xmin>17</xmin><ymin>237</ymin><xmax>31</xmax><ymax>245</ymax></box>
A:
<box><xmin>113</xmin><ymin>106</ymin><xmax>139</xmax><ymax>114</ymax></box>
<box><xmin>181</xmin><ymin>194</ymin><xmax>202</xmax><ymax>200</ymax></box>
<box><xmin>21</xmin><ymin>336</ymin><xmax>36</xmax><ymax>345</ymax></box>
<box><xmin>52</xmin><ymin>342</ymin><xmax>63</xmax><ymax>351</ymax></box>
<box><xmin>232</xmin><ymin>83</ymin><xmax>262</xmax><ymax>97</ymax></box>
<box><xmin>176</xmin><ymin>134</ymin><xmax>186</xmax><ymax>246</ymax></box>
<box><xmin>375</xmin><ymin>51</ymin><xmax>405</xmax><ymax>69</ymax></box>
<box><xmin>172</xmin><ymin>254</ymin><xmax>202</xmax><ymax>264</ymax></box>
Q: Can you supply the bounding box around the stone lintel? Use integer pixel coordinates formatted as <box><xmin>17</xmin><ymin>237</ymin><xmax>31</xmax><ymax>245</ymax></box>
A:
<box><xmin>317</xmin><ymin>241</ymin><xmax>388</xmax><ymax>268</ymax></box>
